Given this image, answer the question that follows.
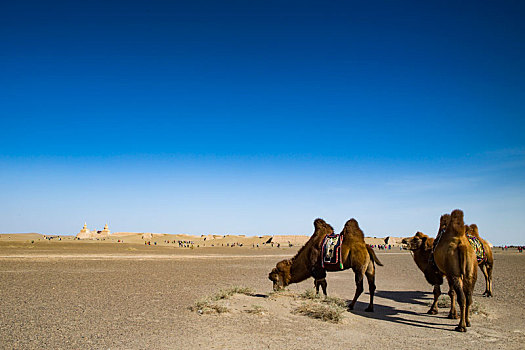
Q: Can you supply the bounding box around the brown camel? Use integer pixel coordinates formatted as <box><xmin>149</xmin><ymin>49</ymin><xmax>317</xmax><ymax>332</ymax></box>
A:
<box><xmin>324</xmin><ymin>218</ymin><xmax>383</xmax><ymax>312</ymax></box>
<box><xmin>402</xmin><ymin>223</ymin><xmax>494</xmax><ymax>316</ymax></box>
<box><xmin>465</xmin><ymin>224</ymin><xmax>494</xmax><ymax>297</ymax></box>
<box><xmin>268</xmin><ymin>218</ymin><xmax>383</xmax><ymax>312</ymax></box>
<box><xmin>268</xmin><ymin>218</ymin><xmax>334</xmax><ymax>293</ymax></box>
<box><xmin>401</xmin><ymin>232</ymin><xmax>457</xmax><ymax>318</ymax></box>
<box><xmin>433</xmin><ymin>210</ymin><xmax>478</xmax><ymax>332</ymax></box>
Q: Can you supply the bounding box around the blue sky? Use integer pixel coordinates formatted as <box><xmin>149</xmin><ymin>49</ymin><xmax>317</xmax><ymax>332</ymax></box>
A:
<box><xmin>1</xmin><ymin>1</ymin><xmax>524</xmax><ymax>244</ymax></box>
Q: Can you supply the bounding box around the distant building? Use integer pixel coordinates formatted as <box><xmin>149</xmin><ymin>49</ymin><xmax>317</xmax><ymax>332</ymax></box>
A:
<box><xmin>76</xmin><ymin>223</ymin><xmax>111</xmax><ymax>240</ymax></box>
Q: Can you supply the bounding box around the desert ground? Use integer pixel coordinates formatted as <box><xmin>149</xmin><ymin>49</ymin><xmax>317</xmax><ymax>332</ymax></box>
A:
<box><xmin>0</xmin><ymin>239</ymin><xmax>524</xmax><ymax>349</ymax></box>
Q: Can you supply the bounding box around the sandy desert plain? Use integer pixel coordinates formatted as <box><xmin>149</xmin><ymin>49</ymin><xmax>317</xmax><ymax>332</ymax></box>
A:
<box><xmin>0</xmin><ymin>233</ymin><xmax>524</xmax><ymax>350</ymax></box>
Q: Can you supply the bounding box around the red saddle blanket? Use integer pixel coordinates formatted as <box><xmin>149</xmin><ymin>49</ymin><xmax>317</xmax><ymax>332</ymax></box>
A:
<box><xmin>322</xmin><ymin>234</ymin><xmax>344</xmax><ymax>269</ymax></box>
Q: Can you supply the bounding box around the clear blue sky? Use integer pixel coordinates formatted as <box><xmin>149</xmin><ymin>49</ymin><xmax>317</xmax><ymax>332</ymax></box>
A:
<box><xmin>1</xmin><ymin>1</ymin><xmax>524</xmax><ymax>245</ymax></box>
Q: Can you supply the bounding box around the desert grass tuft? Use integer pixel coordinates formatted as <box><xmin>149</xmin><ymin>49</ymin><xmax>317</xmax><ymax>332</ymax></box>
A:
<box><xmin>245</xmin><ymin>305</ymin><xmax>266</xmax><ymax>315</ymax></box>
<box><xmin>190</xmin><ymin>286</ymin><xmax>255</xmax><ymax>315</ymax></box>
<box><xmin>213</xmin><ymin>286</ymin><xmax>255</xmax><ymax>300</ymax></box>
<box><xmin>299</xmin><ymin>288</ymin><xmax>320</xmax><ymax>300</ymax></box>
<box><xmin>189</xmin><ymin>298</ymin><xmax>229</xmax><ymax>314</ymax></box>
<box><xmin>293</xmin><ymin>301</ymin><xmax>345</xmax><ymax>323</ymax></box>
<box><xmin>299</xmin><ymin>289</ymin><xmax>347</xmax><ymax>308</ymax></box>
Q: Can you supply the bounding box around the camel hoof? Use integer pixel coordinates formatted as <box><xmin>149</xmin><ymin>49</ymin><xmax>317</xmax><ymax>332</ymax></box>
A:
<box><xmin>427</xmin><ymin>309</ymin><xmax>438</xmax><ymax>315</ymax></box>
<box><xmin>365</xmin><ymin>306</ymin><xmax>374</xmax><ymax>312</ymax></box>
<box><xmin>466</xmin><ymin>321</ymin><xmax>471</xmax><ymax>327</ymax></box>
<box><xmin>455</xmin><ymin>326</ymin><xmax>467</xmax><ymax>332</ymax></box>
<box><xmin>448</xmin><ymin>314</ymin><xmax>459</xmax><ymax>319</ymax></box>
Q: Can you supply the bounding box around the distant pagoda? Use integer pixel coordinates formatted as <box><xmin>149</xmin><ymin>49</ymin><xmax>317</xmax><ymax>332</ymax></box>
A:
<box><xmin>76</xmin><ymin>223</ymin><xmax>111</xmax><ymax>240</ymax></box>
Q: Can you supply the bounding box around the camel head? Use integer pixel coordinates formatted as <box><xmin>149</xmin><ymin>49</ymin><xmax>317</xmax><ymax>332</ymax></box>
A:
<box><xmin>268</xmin><ymin>259</ymin><xmax>292</xmax><ymax>291</ymax></box>
<box><xmin>402</xmin><ymin>232</ymin><xmax>428</xmax><ymax>251</ymax></box>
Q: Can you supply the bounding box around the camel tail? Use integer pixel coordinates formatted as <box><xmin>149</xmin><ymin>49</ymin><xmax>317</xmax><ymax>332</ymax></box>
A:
<box><xmin>366</xmin><ymin>245</ymin><xmax>384</xmax><ymax>266</ymax></box>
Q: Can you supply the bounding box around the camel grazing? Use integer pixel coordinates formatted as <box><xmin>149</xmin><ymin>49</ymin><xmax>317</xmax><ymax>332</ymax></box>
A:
<box><xmin>268</xmin><ymin>218</ymin><xmax>383</xmax><ymax>312</ymax></box>
<box><xmin>433</xmin><ymin>210</ymin><xmax>478</xmax><ymax>332</ymax></box>
<box><xmin>465</xmin><ymin>224</ymin><xmax>494</xmax><ymax>297</ymax></box>
<box><xmin>268</xmin><ymin>218</ymin><xmax>334</xmax><ymax>293</ymax></box>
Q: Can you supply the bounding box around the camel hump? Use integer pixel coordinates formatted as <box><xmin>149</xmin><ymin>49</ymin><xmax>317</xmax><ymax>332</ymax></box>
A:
<box><xmin>450</xmin><ymin>209</ymin><xmax>464</xmax><ymax>226</ymax></box>
<box><xmin>343</xmin><ymin>218</ymin><xmax>365</xmax><ymax>239</ymax></box>
<box><xmin>344</xmin><ymin>219</ymin><xmax>359</xmax><ymax>230</ymax></box>
<box><xmin>415</xmin><ymin>231</ymin><xmax>427</xmax><ymax>238</ymax></box>
<box><xmin>314</xmin><ymin>218</ymin><xmax>334</xmax><ymax>235</ymax></box>
<box><xmin>366</xmin><ymin>245</ymin><xmax>384</xmax><ymax>266</ymax></box>
<box><xmin>314</xmin><ymin>218</ymin><xmax>327</xmax><ymax>227</ymax></box>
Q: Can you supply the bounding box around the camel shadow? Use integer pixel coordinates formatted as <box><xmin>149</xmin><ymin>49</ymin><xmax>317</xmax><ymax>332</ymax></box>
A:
<box><xmin>252</xmin><ymin>293</ymin><xmax>269</xmax><ymax>298</ymax></box>
<box><xmin>347</xmin><ymin>290</ymin><xmax>456</xmax><ymax>331</ymax></box>
<box><xmin>375</xmin><ymin>290</ymin><xmax>431</xmax><ymax>306</ymax></box>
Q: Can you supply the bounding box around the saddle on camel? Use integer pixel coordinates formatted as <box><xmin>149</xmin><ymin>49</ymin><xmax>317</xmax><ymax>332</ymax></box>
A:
<box><xmin>268</xmin><ymin>218</ymin><xmax>383</xmax><ymax>312</ymax></box>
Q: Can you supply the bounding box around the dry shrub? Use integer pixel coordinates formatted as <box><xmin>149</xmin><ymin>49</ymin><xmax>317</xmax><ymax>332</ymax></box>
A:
<box><xmin>190</xmin><ymin>299</ymin><xmax>229</xmax><ymax>314</ymax></box>
<box><xmin>213</xmin><ymin>286</ymin><xmax>255</xmax><ymax>300</ymax></box>
<box><xmin>190</xmin><ymin>286</ymin><xmax>255</xmax><ymax>315</ymax></box>
<box><xmin>300</xmin><ymin>289</ymin><xmax>347</xmax><ymax>308</ymax></box>
<box><xmin>299</xmin><ymin>289</ymin><xmax>319</xmax><ymax>300</ymax></box>
<box><xmin>245</xmin><ymin>305</ymin><xmax>265</xmax><ymax>315</ymax></box>
<box><xmin>294</xmin><ymin>301</ymin><xmax>345</xmax><ymax>323</ymax></box>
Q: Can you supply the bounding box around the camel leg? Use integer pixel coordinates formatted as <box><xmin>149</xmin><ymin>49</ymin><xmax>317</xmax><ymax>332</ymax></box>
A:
<box><xmin>320</xmin><ymin>279</ymin><xmax>327</xmax><ymax>296</ymax></box>
<box><xmin>364</xmin><ymin>262</ymin><xmax>376</xmax><ymax>312</ymax></box>
<box><xmin>450</xmin><ymin>277</ymin><xmax>467</xmax><ymax>332</ymax></box>
<box><xmin>447</xmin><ymin>288</ymin><xmax>458</xmax><ymax>319</ymax></box>
<box><xmin>480</xmin><ymin>263</ymin><xmax>490</xmax><ymax>297</ymax></box>
<box><xmin>428</xmin><ymin>284</ymin><xmax>441</xmax><ymax>315</ymax></box>
<box><xmin>314</xmin><ymin>278</ymin><xmax>328</xmax><ymax>296</ymax></box>
<box><xmin>348</xmin><ymin>270</ymin><xmax>364</xmax><ymax>311</ymax></box>
<box><xmin>486</xmin><ymin>263</ymin><xmax>493</xmax><ymax>297</ymax></box>
<box><xmin>312</xmin><ymin>267</ymin><xmax>327</xmax><ymax>296</ymax></box>
<box><xmin>464</xmin><ymin>283</ymin><xmax>473</xmax><ymax>327</ymax></box>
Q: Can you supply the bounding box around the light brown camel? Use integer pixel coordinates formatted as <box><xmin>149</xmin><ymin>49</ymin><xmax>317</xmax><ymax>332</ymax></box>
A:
<box><xmin>268</xmin><ymin>218</ymin><xmax>383</xmax><ymax>312</ymax></box>
<box><xmin>324</xmin><ymin>218</ymin><xmax>383</xmax><ymax>311</ymax></box>
<box><xmin>465</xmin><ymin>224</ymin><xmax>494</xmax><ymax>297</ymax></box>
<box><xmin>433</xmin><ymin>210</ymin><xmax>478</xmax><ymax>332</ymax></box>
<box><xmin>402</xmin><ymin>223</ymin><xmax>494</xmax><ymax>316</ymax></box>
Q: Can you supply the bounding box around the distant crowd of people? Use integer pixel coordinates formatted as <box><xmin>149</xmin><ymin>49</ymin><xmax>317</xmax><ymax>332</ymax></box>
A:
<box><xmin>138</xmin><ymin>240</ymin><xmax>296</xmax><ymax>249</ymax></box>
<box><xmin>370</xmin><ymin>244</ymin><xmax>397</xmax><ymax>250</ymax></box>
<box><xmin>43</xmin><ymin>235</ymin><xmax>61</xmax><ymax>241</ymax></box>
